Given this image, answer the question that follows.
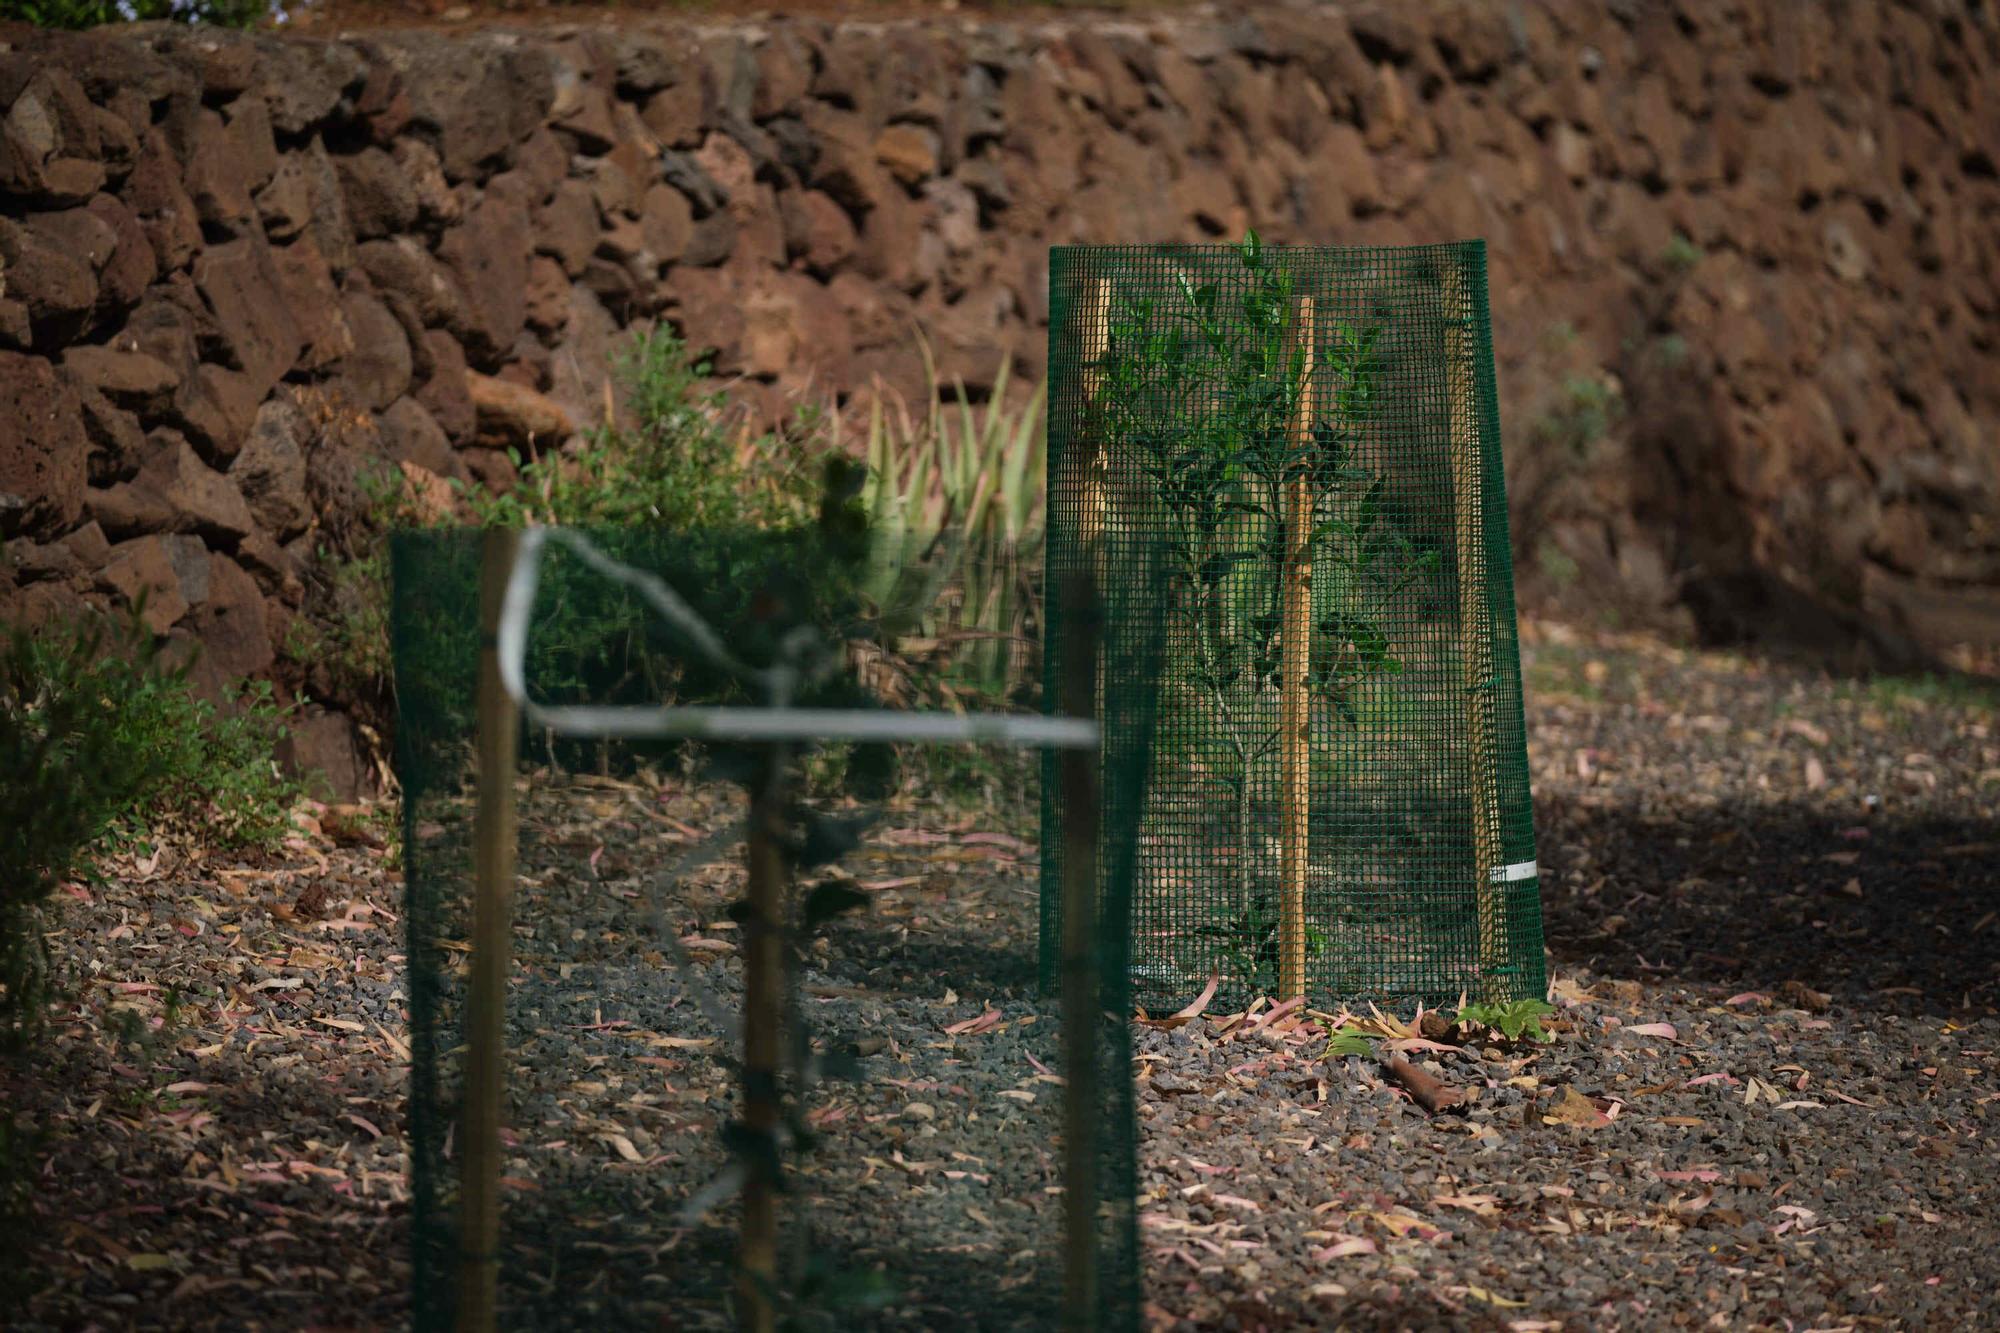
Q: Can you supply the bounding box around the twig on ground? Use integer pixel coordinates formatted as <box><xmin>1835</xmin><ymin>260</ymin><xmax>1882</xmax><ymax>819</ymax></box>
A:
<box><xmin>1384</xmin><ymin>1053</ymin><xmax>1464</xmax><ymax>1115</ymax></box>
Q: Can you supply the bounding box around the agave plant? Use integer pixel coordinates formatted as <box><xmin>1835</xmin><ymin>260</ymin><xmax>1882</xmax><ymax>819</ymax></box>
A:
<box><xmin>853</xmin><ymin>345</ymin><xmax>1048</xmax><ymax>702</ymax></box>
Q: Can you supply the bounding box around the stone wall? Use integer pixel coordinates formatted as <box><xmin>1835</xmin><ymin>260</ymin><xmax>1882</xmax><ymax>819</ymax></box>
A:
<box><xmin>2</xmin><ymin>1</ymin><xmax>1996</xmax><ymax>791</ymax></box>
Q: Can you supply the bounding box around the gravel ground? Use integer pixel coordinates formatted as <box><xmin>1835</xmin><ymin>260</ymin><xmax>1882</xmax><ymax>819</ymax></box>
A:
<box><xmin>450</xmin><ymin>772</ymin><xmax>1078</xmax><ymax>1331</ymax></box>
<box><xmin>1127</xmin><ymin>624</ymin><xmax>1998</xmax><ymax>1331</ymax></box>
<box><xmin>5</xmin><ymin>621</ymin><xmax>1996</xmax><ymax>1330</ymax></box>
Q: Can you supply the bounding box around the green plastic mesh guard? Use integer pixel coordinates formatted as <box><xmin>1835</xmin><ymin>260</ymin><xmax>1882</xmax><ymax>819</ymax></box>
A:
<box><xmin>394</xmin><ymin>525</ymin><xmax>1161</xmax><ymax>1331</ymax></box>
<box><xmin>1043</xmin><ymin>239</ymin><xmax>1544</xmax><ymax>1011</ymax></box>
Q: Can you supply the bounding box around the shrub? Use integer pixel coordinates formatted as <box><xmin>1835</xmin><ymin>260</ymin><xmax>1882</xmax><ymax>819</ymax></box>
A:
<box><xmin>0</xmin><ymin>612</ymin><xmax>298</xmax><ymax>1048</ymax></box>
<box><xmin>303</xmin><ymin>330</ymin><xmax>817</xmax><ymax>727</ymax></box>
<box><xmin>461</xmin><ymin>329</ymin><xmax>813</xmax><ymax>531</ymax></box>
<box><xmin>8</xmin><ymin>0</ymin><xmax>281</xmax><ymax>29</ymax></box>
<box><xmin>849</xmin><ymin>348</ymin><xmax>1048</xmax><ymax>704</ymax></box>
<box><xmin>1532</xmin><ymin>372</ymin><xmax>1623</xmax><ymax>462</ymax></box>
<box><xmin>288</xmin><ymin>458</ymin><xmax>424</xmax><ymax>706</ymax></box>
<box><xmin>1661</xmin><ymin>232</ymin><xmax>1704</xmax><ymax>274</ymax></box>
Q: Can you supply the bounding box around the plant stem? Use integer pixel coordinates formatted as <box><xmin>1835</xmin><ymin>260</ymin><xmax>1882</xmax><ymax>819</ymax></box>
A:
<box><xmin>738</xmin><ymin>747</ymin><xmax>787</xmax><ymax>1333</ymax></box>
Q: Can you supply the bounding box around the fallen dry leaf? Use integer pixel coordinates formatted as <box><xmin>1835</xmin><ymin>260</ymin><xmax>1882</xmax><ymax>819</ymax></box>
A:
<box><xmin>1463</xmin><ymin>1286</ymin><xmax>1529</xmax><ymax>1309</ymax></box>
<box><xmin>1138</xmin><ymin>974</ymin><xmax>1220</xmax><ymax>1031</ymax></box>
<box><xmin>1545</xmin><ymin>1086</ymin><xmax>1612</xmax><ymax>1129</ymax></box>
<box><xmin>943</xmin><ymin>1008</ymin><xmax>1003</xmax><ymax>1036</ymax></box>
<box><xmin>1434</xmin><ymin>1193</ymin><xmax>1502</xmax><ymax>1215</ymax></box>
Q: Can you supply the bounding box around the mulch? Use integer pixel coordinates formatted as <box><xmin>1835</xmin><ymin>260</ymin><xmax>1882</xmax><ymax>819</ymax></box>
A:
<box><xmin>5</xmin><ymin>620</ymin><xmax>1996</xmax><ymax>1330</ymax></box>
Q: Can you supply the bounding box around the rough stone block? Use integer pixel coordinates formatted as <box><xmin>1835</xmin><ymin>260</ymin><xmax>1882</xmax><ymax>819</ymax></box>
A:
<box><xmin>0</xmin><ymin>350</ymin><xmax>88</xmax><ymax>539</ymax></box>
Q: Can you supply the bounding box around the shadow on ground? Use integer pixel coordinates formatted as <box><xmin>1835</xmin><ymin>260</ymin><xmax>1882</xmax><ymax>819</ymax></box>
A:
<box><xmin>1537</xmin><ymin>793</ymin><xmax>2000</xmax><ymax>1015</ymax></box>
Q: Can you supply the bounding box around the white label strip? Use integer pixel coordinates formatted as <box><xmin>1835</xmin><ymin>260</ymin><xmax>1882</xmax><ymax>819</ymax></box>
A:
<box><xmin>1489</xmin><ymin>860</ymin><xmax>1539</xmax><ymax>883</ymax></box>
<box><xmin>495</xmin><ymin>525</ymin><xmax>1100</xmax><ymax>750</ymax></box>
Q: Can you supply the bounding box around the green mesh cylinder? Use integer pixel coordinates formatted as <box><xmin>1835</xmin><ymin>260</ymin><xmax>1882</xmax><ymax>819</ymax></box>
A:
<box><xmin>395</xmin><ymin>525</ymin><xmax>1159</xmax><ymax>1331</ymax></box>
<box><xmin>1043</xmin><ymin>239</ymin><xmax>1545</xmax><ymax>1010</ymax></box>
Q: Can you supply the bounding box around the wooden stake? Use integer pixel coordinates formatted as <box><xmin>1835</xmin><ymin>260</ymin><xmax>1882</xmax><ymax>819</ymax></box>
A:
<box><xmin>1074</xmin><ymin>278</ymin><xmax>1114</xmax><ymax>558</ymax></box>
<box><xmin>1443</xmin><ymin>264</ymin><xmax>1507</xmax><ymax>998</ymax></box>
<box><xmin>457</xmin><ymin>527</ymin><xmax>521</xmax><ymax>1333</ymax></box>
<box><xmin>1277</xmin><ymin>297</ymin><xmax>1316</xmax><ymax>1002</ymax></box>
<box><xmin>738</xmin><ymin>755</ymin><xmax>786</xmax><ymax>1333</ymax></box>
<box><xmin>1057</xmin><ymin>570</ymin><xmax>1103</xmax><ymax>1333</ymax></box>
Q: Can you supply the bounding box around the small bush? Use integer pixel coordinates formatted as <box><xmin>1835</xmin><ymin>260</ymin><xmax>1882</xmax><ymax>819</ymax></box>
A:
<box><xmin>304</xmin><ymin>331</ymin><xmax>816</xmax><ymax>728</ymax></box>
<box><xmin>0</xmin><ymin>612</ymin><xmax>298</xmax><ymax>1048</ymax></box>
<box><xmin>1661</xmin><ymin>232</ymin><xmax>1703</xmax><ymax>274</ymax></box>
<box><xmin>1532</xmin><ymin>372</ymin><xmax>1623</xmax><ymax>462</ymax></box>
<box><xmin>289</xmin><ymin>459</ymin><xmax>423</xmax><ymax>705</ymax></box>
<box><xmin>461</xmin><ymin>329</ymin><xmax>813</xmax><ymax>531</ymax></box>
<box><xmin>1455</xmin><ymin>998</ymin><xmax>1555</xmax><ymax>1043</ymax></box>
<box><xmin>6</xmin><ymin>0</ymin><xmax>281</xmax><ymax>29</ymax></box>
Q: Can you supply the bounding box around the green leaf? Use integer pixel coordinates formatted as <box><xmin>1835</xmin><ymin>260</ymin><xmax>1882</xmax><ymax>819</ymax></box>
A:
<box><xmin>1324</xmin><ymin>1024</ymin><xmax>1375</xmax><ymax>1058</ymax></box>
<box><xmin>1240</xmin><ymin>228</ymin><xmax>1263</xmax><ymax>270</ymax></box>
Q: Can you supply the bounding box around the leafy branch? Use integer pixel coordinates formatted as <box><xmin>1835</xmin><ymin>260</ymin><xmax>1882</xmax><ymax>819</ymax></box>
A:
<box><xmin>1088</xmin><ymin>232</ymin><xmax>1434</xmax><ymax>985</ymax></box>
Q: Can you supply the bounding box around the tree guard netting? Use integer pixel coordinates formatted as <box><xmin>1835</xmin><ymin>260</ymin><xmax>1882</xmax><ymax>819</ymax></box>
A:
<box><xmin>393</xmin><ymin>525</ymin><xmax>1162</xmax><ymax>1331</ymax></box>
<box><xmin>1042</xmin><ymin>238</ymin><xmax>1545</xmax><ymax>1011</ymax></box>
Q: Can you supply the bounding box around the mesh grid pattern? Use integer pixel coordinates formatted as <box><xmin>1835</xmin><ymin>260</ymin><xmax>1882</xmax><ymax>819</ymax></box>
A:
<box><xmin>394</xmin><ymin>526</ymin><xmax>1159</xmax><ymax>1331</ymax></box>
<box><xmin>1043</xmin><ymin>240</ymin><xmax>1544</xmax><ymax>1010</ymax></box>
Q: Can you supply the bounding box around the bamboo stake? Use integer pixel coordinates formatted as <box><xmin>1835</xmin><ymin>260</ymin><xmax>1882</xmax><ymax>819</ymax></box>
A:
<box><xmin>457</xmin><ymin>527</ymin><xmax>521</xmax><ymax>1333</ymax></box>
<box><xmin>1277</xmin><ymin>297</ymin><xmax>1316</xmax><ymax>1002</ymax></box>
<box><xmin>1074</xmin><ymin>278</ymin><xmax>1114</xmax><ymax>559</ymax></box>
<box><xmin>1057</xmin><ymin>570</ymin><xmax>1103</xmax><ymax>1333</ymax></box>
<box><xmin>738</xmin><ymin>755</ymin><xmax>787</xmax><ymax>1333</ymax></box>
<box><xmin>1443</xmin><ymin>264</ymin><xmax>1506</xmax><ymax>998</ymax></box>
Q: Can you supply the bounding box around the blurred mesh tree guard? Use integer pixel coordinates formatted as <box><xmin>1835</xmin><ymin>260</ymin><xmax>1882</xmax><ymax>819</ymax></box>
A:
<box><xmin>1043</xmin><ymin>238</ymin><xmax>1545</xmax><ymax>1009</ymax></box>
<box><xmin>394</xmin><ymin>524</ymin><xmax>1162</xmax><ymax>1332</ymax></box>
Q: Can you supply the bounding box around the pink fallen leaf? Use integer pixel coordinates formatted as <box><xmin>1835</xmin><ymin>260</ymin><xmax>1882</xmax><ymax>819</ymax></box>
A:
<box><xmin>1623</xmin><ymin>1022</ymin><xmax>1679</xmax><ymax>1040</ymax></box>
<box><xmin>1311</xmin><ymin>1237</ymin><xmax>1378</xmax><ymax>1260</ymax></box>
<box><xmin>161</xmin><ymin>1081</ymin><xmax>209</xmax><ymax>1095</ymax></box>
<box><xmin>1724</xmin><ymin>992</ymin><xmax>1768</xmax><ymax>1006</ymax></box>
<box><xmin>1434</xmin><ymin>1193</ymin><xmax>1502</xmax><ymax>1214</ymax></box>
<box><xmin>961</xmin><ymin>831</ymin><xmax>1034</xmax><ymax>855</ymax></box>
<box><xmin>1382</xmin><ymin>1037</ymin><xmax>1464</xmax><ymax>1054</ymax></box>
<box><xmin>1655</xmin><ymin>1168</ymin><xmax>1722</xmax><ymax>1183</ymax></box>
<box><xmin>880</xmin><ymin>827</ymin><xmax>952</xmax><ymax>845</ymax></box>
<box><xmin>1245</xmin><ymin>995</ymin><xmax>1304</xmax><ymax>1031</ymax></box>
<box><xmin>1684</xmin><ymin>1073</ymin><xmax>1740</xmax><ymax>1087</ymax></box>
<box><xmin>943</xmin><ymin>1008</ymin><xmax>1003</xmax><ymax>1036</ymax></box>
<box><xmin>1141</xmin><ymin>974</ymin><xmax>1219</xmax><ymax>1031</ymax></box>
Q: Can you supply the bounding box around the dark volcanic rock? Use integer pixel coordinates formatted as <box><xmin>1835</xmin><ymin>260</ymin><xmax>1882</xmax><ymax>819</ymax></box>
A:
<box><xmin>0</xmin><ymin>351</ymin><xmax>89</xmax><ymax>539</ymax></box>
